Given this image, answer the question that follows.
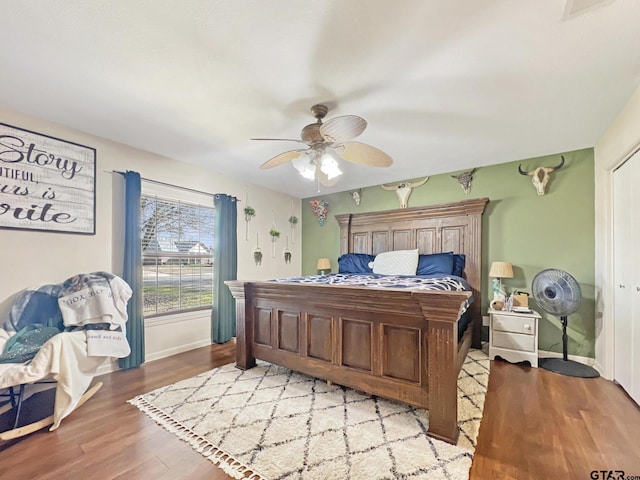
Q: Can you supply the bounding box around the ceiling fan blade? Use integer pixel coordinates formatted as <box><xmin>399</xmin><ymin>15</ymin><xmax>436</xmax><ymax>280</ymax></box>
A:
<box><xmin>320</xmin><ymin>115</ymin><xmax>367</xmax><ymax>144</ymax></box>
<box><xmin>259</xmin><ymin>149</ymin><xmax>306</xmax><ymax>170</ymax></box>
<box><xmin>337</xmin><ymin>141</ymin><xmax>393</xmax><ymax>167</ymax></box>
<box><xmin>251</xmin><ymin>137</ymin><xmax>307</xmax><ymax>144</ymax></box>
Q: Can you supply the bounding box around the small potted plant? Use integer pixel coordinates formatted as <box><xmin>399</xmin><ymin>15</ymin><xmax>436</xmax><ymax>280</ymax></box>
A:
<box><xmin>284</xmin><ymin>236</ymin><xmax>292</xmax><ymax>264</ymax></box>
<box><xmin>253</xmin><ymin>233</ymin><xmax>262</xmax><ymax>266</ymax></box>
<box><xmin>244</xmin><ymin>206</ymin><xmax>256</xmax><ymax>220</ymax></box>
<box><xmin>254</xmin><ymin>247</ymin><xmax>263</xmax><ymax>266</ymax></box>
<box><xmin>269</xmin><ymin>228</ymin><xmax>280</xmax><ymax>257</ymax></box>
<box><xmin>288</xmin><ymin>215</ymin><xmax>298</xmax><ymax>243</ymax></box>
<box><xmin>244</xmin><ymin>206</ymin><xmax>256</xmax><ymax>241</ymax></box>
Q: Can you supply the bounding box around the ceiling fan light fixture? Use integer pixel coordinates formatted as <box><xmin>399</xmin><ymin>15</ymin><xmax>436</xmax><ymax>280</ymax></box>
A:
<box><xmin>292</xmin><ymin>153</ymin><xmax>316</xmax><ymax>180</ymax></box>
<box><xmin>320</xmin><ymin>155</ymin><xmax>342</xmax><ymax>180</ymax></box>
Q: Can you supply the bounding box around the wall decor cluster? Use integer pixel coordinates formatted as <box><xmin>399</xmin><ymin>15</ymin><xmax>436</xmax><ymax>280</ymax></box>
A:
<box><xmin>249</xmin><ymin>206</ymin><xmax>297</xmax><ymax>267</ymax></box>
<box><xmin>310</xmin><ymin>199</ymin><xmax>328</xmax><ymax>225</ymax></box>
<box><xmin>0</xmin><ymin>122</ymin><xmax>96</xmax><ymax>234</ymax></box>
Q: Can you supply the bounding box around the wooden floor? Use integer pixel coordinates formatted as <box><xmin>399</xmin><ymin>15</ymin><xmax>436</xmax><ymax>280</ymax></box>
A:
<box><xmin>1</xmin><ymin>343</ymin><xmax>639</xmax><ymax>480</ymax></box>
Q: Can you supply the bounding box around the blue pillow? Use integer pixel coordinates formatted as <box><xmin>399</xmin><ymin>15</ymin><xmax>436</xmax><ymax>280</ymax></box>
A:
<box><xmin>417</xmin><ymin>252</ymin><xmax>454</xmax><ymax>276</ymax></box>
<box><xmin>338</xmin><ymin>253</ymin><xmax>375</xmax><ymax>274</ymax></box>
<box><xmin>452</xmin><ymin>254</ymin><xmax>466</xmax><ymax>277</ymax></box>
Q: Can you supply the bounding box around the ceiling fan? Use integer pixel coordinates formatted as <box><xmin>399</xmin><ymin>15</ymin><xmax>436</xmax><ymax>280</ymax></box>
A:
<box><xmin>252</xmin><ymin>104</ymin><xmax>393</xmax><ymax>188</ymax></box>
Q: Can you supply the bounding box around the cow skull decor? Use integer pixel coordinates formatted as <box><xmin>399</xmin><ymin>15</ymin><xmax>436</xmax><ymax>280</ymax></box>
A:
<box><xmin>381</xmin><ymin>177</ymin><xmax>429</xmax><ymax>208</ymax></box>
<box><xmin>349</xmin><ymin>189</ymin><xmax>362</xmax><ymax>206</ymax></box>
<box><xmin>451</xmin><ymin>168</ymin><xmax>477</xmax><ymax>194</ymax></box>
<box><xmin>518</xmin><ymin>156</ymin><xmax>565</xmax><ymax>196</ymax></box>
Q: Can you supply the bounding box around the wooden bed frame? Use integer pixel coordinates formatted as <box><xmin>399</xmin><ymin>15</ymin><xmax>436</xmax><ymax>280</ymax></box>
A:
<box><xmin>226</xmin><ymin>197</ymin><xmax>488</xmax><ymax>444</ymax></box>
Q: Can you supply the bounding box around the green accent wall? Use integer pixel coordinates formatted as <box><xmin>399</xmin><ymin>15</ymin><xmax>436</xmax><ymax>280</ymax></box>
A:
<box><xmin>301</xmin><ymin>148</ymin><xmax>595</xmax><ymax>358</ymax></box>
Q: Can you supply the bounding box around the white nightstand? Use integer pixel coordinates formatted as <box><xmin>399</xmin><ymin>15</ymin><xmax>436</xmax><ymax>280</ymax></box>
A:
<box><xmin>488</xmin><ymin>308</ymin><xmax>541</xmax><ymax>368</ymax></box>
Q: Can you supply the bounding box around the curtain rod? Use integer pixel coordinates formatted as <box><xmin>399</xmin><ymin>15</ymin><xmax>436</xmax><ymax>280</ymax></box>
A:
<box><xmin>111</xmin><ymin>170</ymin><xmax>240</xmax><ymax>200</ymax></box>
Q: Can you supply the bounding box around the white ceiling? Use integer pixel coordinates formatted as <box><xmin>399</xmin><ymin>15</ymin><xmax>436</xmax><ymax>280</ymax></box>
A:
<box><xmin>1</xmin><ymin>1</ymin><xmax>639</xmax><ymax>198</ymax></box>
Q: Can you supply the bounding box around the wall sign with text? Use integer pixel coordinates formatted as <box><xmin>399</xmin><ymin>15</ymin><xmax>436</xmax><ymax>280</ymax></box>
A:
<box><xmin>0</xmin><ymin>122</ymin><xmax>96</xmax><ymax>235</ymax></box>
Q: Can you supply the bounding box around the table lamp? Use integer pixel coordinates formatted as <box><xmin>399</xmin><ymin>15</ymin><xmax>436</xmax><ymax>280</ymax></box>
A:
<box><xmin>489</xmin><ymin>261</ymin><xmax>513</xmax><ymax>298</ymax></box>
<box><xmin>317</xmin><ymin>258</ymin><xmax>331</xmax><ymax>275</ymax></box>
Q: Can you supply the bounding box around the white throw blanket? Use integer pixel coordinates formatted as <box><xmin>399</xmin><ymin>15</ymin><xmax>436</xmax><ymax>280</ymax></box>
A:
<box><xmin>57</xmin><ymin>273</ymin><xmax>132</xmax><ymax>358</ymax></box>
<box><xmin>0</xmin><ymin>330</ymin><xmax>103</xmax><ymax>430</ymax></box>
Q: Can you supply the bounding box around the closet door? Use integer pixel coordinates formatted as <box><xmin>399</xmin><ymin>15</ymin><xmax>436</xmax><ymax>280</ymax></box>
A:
<box><xmin>632</xmin><ymin>155</ymin><xmax>640</xmax><ymax>405</ymax></box>
<box><xmin>613</xmin><ymin>151</ymin><xmax>639</xmax><ymax>405</ymax></box>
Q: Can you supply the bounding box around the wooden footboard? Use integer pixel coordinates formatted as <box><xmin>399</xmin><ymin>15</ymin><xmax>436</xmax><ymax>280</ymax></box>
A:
<box><xmin>226</xmin><ymin>280</ymin><xmax>473</xmax><ymax>444</ymax></box>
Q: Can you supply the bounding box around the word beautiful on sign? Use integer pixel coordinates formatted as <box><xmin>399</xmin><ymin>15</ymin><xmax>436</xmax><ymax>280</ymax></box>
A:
<box><xmin>0</xmin><ymin>122</ymin><xmax>96</xmax><ymax>234</ymax></box>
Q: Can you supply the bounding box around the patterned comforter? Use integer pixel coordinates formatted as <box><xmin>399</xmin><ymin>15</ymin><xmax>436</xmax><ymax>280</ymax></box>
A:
<box><xmin>272</xmin><ymin>272</ymin><xmax>474</xmax><ymax>327</ymax></box>
<box><xmin>273</xmin><ymin>272</ymin><xmax>472</xmax><ymax>292</ymax></box>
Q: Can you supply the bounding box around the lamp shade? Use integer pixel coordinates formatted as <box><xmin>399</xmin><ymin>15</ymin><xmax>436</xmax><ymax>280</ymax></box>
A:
<box><xmin>489</xmin><ymin>261</ymin><xmax>513</xmax><ymax>279</ymax></box>
<box><xmin>317</xmin><ymin>258</ymin><xmax>331</xmax><ymax>271</ymax></box>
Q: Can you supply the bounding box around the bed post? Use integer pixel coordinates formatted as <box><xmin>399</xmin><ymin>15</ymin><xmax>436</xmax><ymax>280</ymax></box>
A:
<box><xmin>224</xmin><ymin>281</ymin><xmax>256</xmax><ymax>370</ymax></box>
<box><xmin>414</xmin><ymin>291</ymin><xmax>469</xmax><ymax>444</ymax></box>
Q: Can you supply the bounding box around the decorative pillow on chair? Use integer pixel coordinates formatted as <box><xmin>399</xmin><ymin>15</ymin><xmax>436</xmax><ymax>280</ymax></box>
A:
<box><xmin>417</xmin><ymin>252</ymin><xmax>454</xmax><ymax>276</ymax></box>
<box><xmin>338</xmin><ymin>253</ymin><xmax>375</xmax><ymax>274</ymax></box>
<box><xmin>369</xmin><ymin>249</ymin><xmax>419</xmax><ymax>275</ymax></box>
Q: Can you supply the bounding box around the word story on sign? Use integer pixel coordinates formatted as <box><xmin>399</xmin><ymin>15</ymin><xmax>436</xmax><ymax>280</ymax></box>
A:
<box><xmin>0</xmin><ymin>122</ymin><xmax>96</xmax><ymax>234</ymax></box>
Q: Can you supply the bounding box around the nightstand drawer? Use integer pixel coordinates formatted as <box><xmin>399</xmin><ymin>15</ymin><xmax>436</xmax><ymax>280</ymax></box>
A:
<box><xmin>492</xmin><ymin>331</ymin><xmax>536</xmax><ymax>352</ymax></box>
<box><xmin>492</xmin><ymin>314</ymin><xmax>535</xmax><ymax>335</ymax></box>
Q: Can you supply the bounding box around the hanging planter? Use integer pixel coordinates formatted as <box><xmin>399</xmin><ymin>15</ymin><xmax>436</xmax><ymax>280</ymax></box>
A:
<box><xmin>310</xmin><ymin>199</ymin><xmax>328</xmax><ymax>226</ymax></box>
<box><xmin>244</xmin><ymin>206</ymin><xmax>256</xmax><ymax>241</ymax></box>
<box><xmin>288</xmin><ymin>215</ymin><xmax>298</xmax><ymax>244</ymax></box>
<box><xmin>253</xmin><ymin>233</ymin><xmax>262</xmax><ymax>266</ymax></box>
<box><xmin>284</xmin><ymin>235</ymin><xmax>292</xmax><ymax>264</ymax></box>
<box><xmin>269</xmin><ymin>228</ymin><xmax>280</xmax><ymax>258</ymax></box>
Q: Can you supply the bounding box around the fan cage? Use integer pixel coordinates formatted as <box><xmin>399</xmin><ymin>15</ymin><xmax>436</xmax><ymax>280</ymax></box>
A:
<box><xmin>531</xmin><ymin>268</ymin><xmax>582</xmax><ymax>317</ymax></box>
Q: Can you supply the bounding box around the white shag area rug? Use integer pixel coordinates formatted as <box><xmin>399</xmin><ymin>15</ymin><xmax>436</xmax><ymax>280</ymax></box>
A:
<box><xmin>129</xmin><ymin>349</ymin><xmax>489</xmax><ymax>480</ymax></box>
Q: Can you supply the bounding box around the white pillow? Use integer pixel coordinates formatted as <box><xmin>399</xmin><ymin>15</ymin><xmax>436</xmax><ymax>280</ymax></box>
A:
<box><xmin>369</xmin><ymin>249</ymin><xmax>419</xmax><ymax>275</ymax></box>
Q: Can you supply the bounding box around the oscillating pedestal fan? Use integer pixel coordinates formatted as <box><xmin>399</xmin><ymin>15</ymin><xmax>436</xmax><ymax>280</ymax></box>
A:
<box><xmin>532</xmin><ymin>269</ymin><xmax>599</xmax><ymax>378</ymax></box>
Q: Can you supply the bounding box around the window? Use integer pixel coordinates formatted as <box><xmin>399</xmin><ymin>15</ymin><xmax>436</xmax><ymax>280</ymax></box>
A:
<box><xmin>141</xmin><ymin>194</ymin><xmax>215</xmax><ymax>317</ymax></box>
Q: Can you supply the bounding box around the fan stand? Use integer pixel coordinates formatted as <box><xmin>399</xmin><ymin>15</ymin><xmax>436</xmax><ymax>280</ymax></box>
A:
<box><xmin>539</xmin><ymin>315</ymin><xmax>599</xmax><ymax>378</ymax></box>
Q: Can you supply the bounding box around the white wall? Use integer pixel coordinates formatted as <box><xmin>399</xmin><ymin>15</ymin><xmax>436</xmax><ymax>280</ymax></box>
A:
<box><xmin>0</xmin><ymin>107</ymin><xmax>302</xmax><ymax>368</ymax></box>
<box><xmin>594</xmin><ymin>85</ymin><xmax>640</xmax><ymax>378</ymax></box>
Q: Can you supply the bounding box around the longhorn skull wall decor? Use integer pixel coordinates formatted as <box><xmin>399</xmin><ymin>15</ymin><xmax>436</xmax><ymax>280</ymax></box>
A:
<box><xmin>381</xmin><ymin>177</ymin><xmax>429</xmax><ymax>208</ymax></box>
<box><xmin>348</xmin><ymin>189</ymin><xmax>362</xmax><ymax>206</ymax></box>
<box><xmin>518</xmin><ymin>156</ymin><xmax>565</xmax><ymax>196</ymax></box>
<box><xmin>451</xmin><ymin>168</ymin><xmax>477</xmax><ymax>194</ymax></box>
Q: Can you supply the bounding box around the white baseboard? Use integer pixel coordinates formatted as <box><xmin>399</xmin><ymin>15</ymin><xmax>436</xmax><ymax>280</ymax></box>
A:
<box><xmin>537</xmin><ymin>349</ymin><xmax>595</xmax><ymax>366</ymax></box>
<box><xmin>96</xmin><ymin>359</ymin><xmax>120</xmax><ymax>376</ymax></box>
<box><xmin>145</xmin><ymin>339</ymin><xmax>211</xmax><ymax>363</ymax></box>
<box><xmin>94</xmin><ymin>339</ymin><xmax>212</xmax><ymax>377</ymax></box>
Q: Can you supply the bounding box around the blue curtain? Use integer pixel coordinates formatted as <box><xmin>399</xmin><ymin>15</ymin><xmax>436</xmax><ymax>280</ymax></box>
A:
<box><xmin>119</xmin><ymin>171</ymin><xmax>145</xmax><ymax>369</ymax></box>
<box><xmin>212</xmin><ymin>194</ymin><xmax>238</xmax><ymax>343</ymax></box>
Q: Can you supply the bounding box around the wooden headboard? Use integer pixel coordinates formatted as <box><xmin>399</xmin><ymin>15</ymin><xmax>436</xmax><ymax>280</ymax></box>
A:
<box><xmin>335</xmin><ymin>197</ymin><xmax>489</xmax><ymax>347</ymax></box>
